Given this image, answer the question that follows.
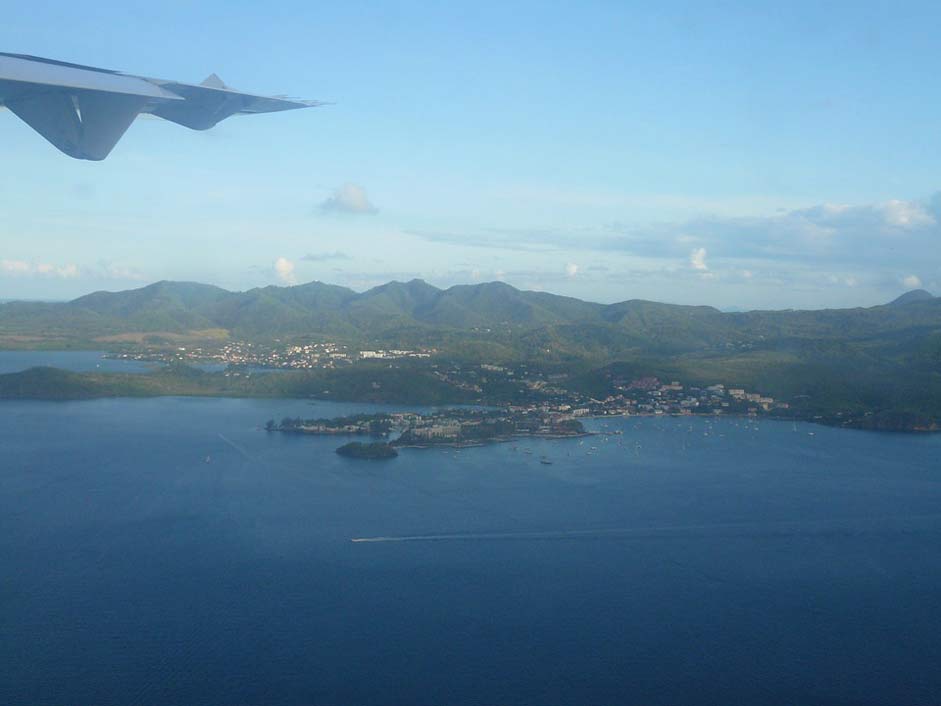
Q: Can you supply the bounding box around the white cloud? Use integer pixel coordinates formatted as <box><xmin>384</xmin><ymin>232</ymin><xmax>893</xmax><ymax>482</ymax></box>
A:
<box><xmin>565</xmin><ymin>263</ymin><xmax>579</xmax><ymax>277</ymax></box>
<box><xmin>1</xmin><ymin>259</ymin><xmax>30</xmax><ymax>274</ymax></box>
<box><xmin>320</xmin><ymin>183</ymin><xmax>378</xmax><ymax>215</ymax></box>
<box><xmin>274</xmin><ymin>257</ymin><xmax>297</xmax><ymax>284</ymax></box>
<box><xmin>414</xmin><ymin>194</ymin><xmax>941</xmax><ymax>271</ymax></box>
<box><xmin>880</xmin><ymin>200</ymin><xmax>935</xmax><ymax>229</ymax></box>
<box><xmin>689</xmin><ymin>247</ymin><xmax>708</xmax><ymax>271</ymax></box>
<box><xmin>1</xmin><ymin>259</ymin><xmax>79</xmax><ymax>278</ymax></box>
<box><xmin>902</xmin><ymin>274</ymin><xmax>923</xmax><ymax>289</ymax></box>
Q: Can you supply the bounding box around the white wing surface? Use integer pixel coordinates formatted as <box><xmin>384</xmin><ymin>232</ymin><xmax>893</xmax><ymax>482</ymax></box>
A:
<box><xmin>0</xmin><ymin>53</ymin><xmax>321</xmax><ymax>160</ymax></box>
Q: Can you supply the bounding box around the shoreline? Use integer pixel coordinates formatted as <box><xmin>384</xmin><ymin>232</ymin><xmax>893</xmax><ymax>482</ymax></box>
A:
<box><xmin>0</xmin><ymin>364</ymin><xmax>937</xmax><ymax>434</ymax></box>
<box><xmin>392</xmin><ymin>431</ymin><xmax>596</xmax><ymax>450</ymax></box>
<box><xmin>1</xmin><ymin>390</ymin><xmax>936</xmax><ymax>434</ymax></box>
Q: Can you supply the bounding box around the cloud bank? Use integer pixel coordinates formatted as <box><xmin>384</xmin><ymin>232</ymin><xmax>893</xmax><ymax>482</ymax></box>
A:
<box><xmin>2</xmin><ymin>259</ymin><xmax>78</xmax><ymax>278</ymax></box>
<box><xmin>408</xmin><ymin>193</ymin><xmax>941</xmax><ymax>293</ymax></box>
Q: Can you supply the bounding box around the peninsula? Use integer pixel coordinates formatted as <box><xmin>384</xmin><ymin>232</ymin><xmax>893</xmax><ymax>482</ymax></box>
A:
<box><xmin>271</xmin><ymin>407</ymin><xmax>591</xmax><ymax>458</ymax></box>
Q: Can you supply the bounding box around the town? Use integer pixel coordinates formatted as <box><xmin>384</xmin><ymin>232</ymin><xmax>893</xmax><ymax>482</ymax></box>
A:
<box><xmin>271</xmin><ymin>407</ymin><xmax>591</xmax><ymax>452</ymax></box>
<box><xmin>268</xmin><ymin>373</ymin><xmax>789</xmax><ymax>458</ymax></box>
<box><xmin>110</xmin><ymin>339</ymin><xmax>436</xmax><ymax>370</ymax></box>
<box><xmin>108</xmin><ymin>336</ymin><xmax>790</xmax><ymax>422</ymax></box>
<box><xmin>425</xmin><ymin>362</ymin><xmax>790</xmax><ymax>418</ymax></box>
<box><xmin>587</xmin><ymin>375</ymin><xmax>790</xmax><ymax>417</ymax></box>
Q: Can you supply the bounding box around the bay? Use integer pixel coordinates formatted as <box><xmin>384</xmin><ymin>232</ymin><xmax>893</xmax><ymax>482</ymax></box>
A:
<box><xmin>0</xmin><ymin>350</ymin><xmax>157</xmax><ymax>375</ymax></box>
<box><xmin>1</xmin><ymin>396</ymin><xmax>940</xmax><ymax>706</ymax></box>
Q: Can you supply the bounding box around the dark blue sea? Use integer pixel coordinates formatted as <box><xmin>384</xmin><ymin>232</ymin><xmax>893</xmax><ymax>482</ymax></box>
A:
<box><xmin>2</xmin><ymin>395</ymin><xmax>941</xmax><ymax>705</ymax></box>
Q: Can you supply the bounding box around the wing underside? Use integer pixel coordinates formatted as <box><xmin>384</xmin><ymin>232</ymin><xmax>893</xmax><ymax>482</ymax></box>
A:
<box><xmin>0</xmin><ymin>52</ymin><xmax>319</xmax><ymax>160</ymax></box>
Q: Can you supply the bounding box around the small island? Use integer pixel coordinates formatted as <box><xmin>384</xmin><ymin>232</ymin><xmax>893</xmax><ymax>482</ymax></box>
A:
<box><xmin>336</xmin><ymin>441</ymin><xmax>399</xmax><ymax>460</ymax></box>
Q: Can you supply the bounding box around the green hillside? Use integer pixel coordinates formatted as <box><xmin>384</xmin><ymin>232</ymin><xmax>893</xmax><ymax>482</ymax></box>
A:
<box><xmin>3</xmin><ymin>279</ymin><xmax>938</xmax><ymax>348</ymax></box>
<box><xmin>1</xmin><ymin>280</ymin><xmax>939</xmax><ymax>424</ymax></box>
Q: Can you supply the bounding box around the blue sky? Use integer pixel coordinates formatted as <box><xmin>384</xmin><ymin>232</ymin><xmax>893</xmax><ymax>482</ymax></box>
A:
<box><xmin>2</xmin><ymin>1</ymin><xmax>940</xmax><ymax>308</ymax></box>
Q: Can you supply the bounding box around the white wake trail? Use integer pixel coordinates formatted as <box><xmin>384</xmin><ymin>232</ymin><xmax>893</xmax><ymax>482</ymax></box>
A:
<box><xmin>351</xmin><ymin>514</ymin><xmax>941</xmax><ymax>543</ymax></box>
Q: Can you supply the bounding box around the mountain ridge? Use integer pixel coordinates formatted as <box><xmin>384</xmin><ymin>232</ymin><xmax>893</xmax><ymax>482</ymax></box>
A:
<box><xmin>1</xmin><ymin>280</ymin><xmax>939</xmax><ymax>360</ymax></box>
<box><xmin>1</xmin><ymin>280</ymin><xmax>938</xmax><ymax>423</ymax></box>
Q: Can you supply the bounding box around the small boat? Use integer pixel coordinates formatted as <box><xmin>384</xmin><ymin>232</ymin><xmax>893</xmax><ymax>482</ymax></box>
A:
<box><xmin>540</xmin><ymin>457</ymin><xmax>553</xmax><ymax>465</ymax></box>
<box><xmin>204</xmin><ymin>455</ymin><xmax>211</xmax><ymax>464</ymax></box>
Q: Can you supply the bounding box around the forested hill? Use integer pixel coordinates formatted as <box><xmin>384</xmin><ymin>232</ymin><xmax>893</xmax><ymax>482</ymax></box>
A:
<box><xmin>2</xmin><ymin>279</ymin><xmax>939</xmax><ymax>423</ymax></box>
<box><xmin>0</xmin><ymin>279</ymin><xmax>938</xmax><ymax>355</ymax></box>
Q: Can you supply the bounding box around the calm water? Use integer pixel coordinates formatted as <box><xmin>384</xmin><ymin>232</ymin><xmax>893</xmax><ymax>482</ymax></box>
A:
<box><xmin>0</xmin><ymin>351</ymin><xmax>156</xmax><ymax>374</ymax></box>
<box><xmin>2</xmin><ymin>397</ymin><xmax>941</xmax><ymax>706</ymax></box>
<box><xmin>0</xmin><ymin>350</ymin><xmax>234</xmax><ymax>375</ymax></box>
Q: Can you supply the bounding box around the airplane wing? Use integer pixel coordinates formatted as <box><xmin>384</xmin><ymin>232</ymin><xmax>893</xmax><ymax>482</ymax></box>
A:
<box><xmin>0</xmin><ymin>52</ymin><xmax>322</xmax><ymax>160</ymax></box>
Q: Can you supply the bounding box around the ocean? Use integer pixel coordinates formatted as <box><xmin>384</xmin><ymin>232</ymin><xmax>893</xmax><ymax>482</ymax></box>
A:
<box><xmin>2</xmin><ymin>394</ymin><xmax>940</xmax><ymax>705</ymax></box>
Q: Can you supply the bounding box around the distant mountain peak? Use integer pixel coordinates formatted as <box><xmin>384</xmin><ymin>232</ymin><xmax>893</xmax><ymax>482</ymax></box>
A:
<box><xmin>890</xmin><ymin>289</ymin><xmax>935</xmax><ymax>306</ymax></box>
<box><xmin>364</xmin><ymin>278</ymin><xmax>441</xmax><ymax>297</ymax></box>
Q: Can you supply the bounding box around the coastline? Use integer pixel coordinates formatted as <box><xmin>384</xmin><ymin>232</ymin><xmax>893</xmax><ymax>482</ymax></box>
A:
<box><xmin>0</xmin><ymin>364</ymin><xmax>938</xmax><ymax>434</ymax></box>
<box><xmin>392</xmin><ymin>430</ymin><xmax>596</xmax><ymax>450</ymax></box>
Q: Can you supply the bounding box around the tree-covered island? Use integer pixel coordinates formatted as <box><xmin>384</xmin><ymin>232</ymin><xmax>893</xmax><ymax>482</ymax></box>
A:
<box><xmin>335</xmin><ymin>441</ymin><xmax>398</xmax><ymax>459</ymax></box>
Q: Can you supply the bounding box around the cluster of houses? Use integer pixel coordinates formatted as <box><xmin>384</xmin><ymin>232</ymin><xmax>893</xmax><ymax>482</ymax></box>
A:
<box><xmin>359</xmin><ymin>348</ymin><xmax>434</xmax><ymax>360</ymax></box>
<box><xmin>543</xmin><ymin>377</ymin><xmax>789</xmax><ymax>418</ymax></box>
<box><xmin>117</xmin><ymin>340</ymin><xmax>434</xmax><ymax>370</ymax></box>
<box><xmin>278</xmin><ymin>408</ymin><xmax>585</xmax><ymax>445</ymax></box>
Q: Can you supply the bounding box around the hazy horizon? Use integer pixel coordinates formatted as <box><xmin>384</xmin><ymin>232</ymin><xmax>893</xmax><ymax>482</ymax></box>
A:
<box><xmin>3</xmin><ymin>2</ymin><xmax>941</xmax><ymax>309</ymax></box>
<box><xmin>0</xmin><ymin>275</ymin><xmax>933</xmax><ymax>312</ymax></box>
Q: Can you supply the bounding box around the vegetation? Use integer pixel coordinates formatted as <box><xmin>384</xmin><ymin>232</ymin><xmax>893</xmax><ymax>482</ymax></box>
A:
<box><xmin>2</xmin><ymin>279</ymin><xmax>939</xmax><ymax>358</ymax></box>
<box><xmin>274</xmin><ymin>414</ymin><xmax>395</xmax><ymax>435</ymax></box>
<box><xmin>0</xmin><ymin>279</ymin><xmax>939</xmax><ymax>429</ymax></box>
<box><xmin>0</xmin><ymin>363</ymin><xmax>479</xmax><ymax>405</ymax></box>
